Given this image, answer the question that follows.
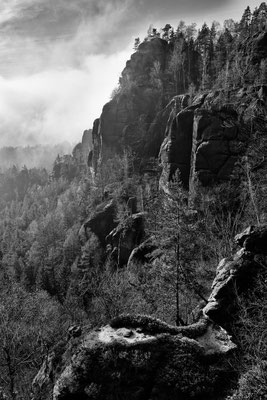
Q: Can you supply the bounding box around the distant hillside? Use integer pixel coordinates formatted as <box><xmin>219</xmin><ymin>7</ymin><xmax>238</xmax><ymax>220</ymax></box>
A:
<box><xmin>0</xmin><ymin>142</ymin><xmax>73</xmax><ymax>170</ymax></box>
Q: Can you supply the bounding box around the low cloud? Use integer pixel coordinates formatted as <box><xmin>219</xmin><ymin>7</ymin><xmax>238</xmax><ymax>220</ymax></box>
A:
<box><xmin>0</xmin><ymin>51</ymin><xmax>130</xmax><ymax>147</ymax></box>
<box><xmin>0</xmin><ymin>0</ymin><xmax>136</xmax><ymax>74</ymax></box>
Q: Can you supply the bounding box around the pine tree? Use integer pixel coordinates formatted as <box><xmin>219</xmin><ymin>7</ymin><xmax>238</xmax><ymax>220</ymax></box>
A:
<box><xmin>147</xmin><ymin>173</ymin><xmax>207</xmax><ymax>325</ymax></box>
<box><xmin>250</xmin><ymin>4</ymin><xmax>267</xmax><ymax>32</ymax></box>
<box><xmin>133</xmin><ymin>37</ymin><xmax>140</xmax><ymax>50</ymax></box>
<box><xmin>197</xmin><ymin>23</ymin><xmax>212</xmax><ymax>90</ymax></box>
<box><xmin>258</xmin><ymin>2</ymin><xmax>267</xmax><ymax>30</ymax></box>
<box><xmin>162</xmin><ymin>24</ymin><xmax>172</xmax><ymax>41</ymax></box>
<box><xmin>167</xmin><ymin>36</ymin><xmax>185</xmax><ymax>94</ymax></box>
<box><xmin>239</xmin><ymin>6</ymin><xmax>252</xmax><ymax>32</ymax></box>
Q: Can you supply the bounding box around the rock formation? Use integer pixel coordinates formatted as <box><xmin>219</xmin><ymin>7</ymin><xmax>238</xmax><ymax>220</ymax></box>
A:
<box><xmin>81</xmin><ymin>200</ymin><xmax>117</xmax><ymax>246</ymax></box>
<box><xmin>89</xmin><ymin>38</ymin><xmax>169</xmax><ymax>171</ymax></box>
<box><xmin>106</xmin><ymin>212</ymin><xmax>145</xmax><ymax>266</ymax></box>
<box><xmin>32</xmin><ymin>225</ymin><xmax>267</xmax><ymax>400</ymax></box>
<box><xmin>78</xmin><ymin>199</ymin><xmax>146</xmax><ymax>268</ymax></box>
<box><xmin>72</xmin><ymin>130</ymin><xmax>92</xmax><ymax>169</ymax></box>
<box><xmin>88</xmin><ymin>33</ymin><xmax>267</xmax><ymax>189</ymax></box>
<box><xmin>204</xmin><ymin>225</ymin><xmax>267</xmax><ymax>326</ymax></box>
<box><xmin>159</xmin><ymin>85</ymin><xmax>267</xmax><ymax>188</ymax></box>
<box><xmin>33</xmin><ymin>316</ymin><xmax>235</xmax><ymax>400</ymax></box>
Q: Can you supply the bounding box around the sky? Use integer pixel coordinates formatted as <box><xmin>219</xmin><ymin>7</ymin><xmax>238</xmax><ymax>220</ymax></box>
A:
<box><xmin>0</xmin><ymin>0</ymin><xmax>263</xmax><ymax>147</ymax></box>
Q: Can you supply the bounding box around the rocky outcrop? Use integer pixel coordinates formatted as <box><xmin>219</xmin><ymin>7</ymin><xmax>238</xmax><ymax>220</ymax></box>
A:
<box><xmin>203</xmin><ymin>225</ymin><xmax>267</xmax><ymax>326</ymax></box>
<box><xmin>79</xmin><ymin>201</ymin><xmax>146</xmax><ymax>268</ymax></box>
<box><xmin>72</xmin><ymin>130</ymin><xmax>92</xmax><ymax>169</ymax></box>
<box><xmin>106</xmin><ymin>213</ymin><xmax>145</xmax><ymax>266</ymax></box>
<box><xmin>32</xmin><ymin>226</ymin><xmax>267</xmax><ymax>400</ymax></box>
<box><xmin>143</xmin><ymin>95</ymin><xmax>189</xmax><ymax>158</ymax></box>
<box><xmin>159</xmin><ymin>84</ymin><xmax>267</xmax><ymax>188</ymax></box>
<box><xmin>192</xmin><ymin>106</ymin><xmax>245</xmax><ymax>186</ymax></box>
<box><xmin>90</xmin><ymin>38</ymin><xmax>169</xmax><ymax>171</ymax></box>
<box><xmin>127</xmin><ymin>237</ymin><xmax>158</xmax><ymax>268</ymax></box>
<box><xmin>159</xmin><ymin>103</ymin><xmax>195</xmax><ymax>187</ymax></box>
<box><xmin>81</xmin><ymin>129</ymin><xmax>92</xmax><ymax>164</ymax></box>
<box><xmin>88</xmin><ymin>118</ymin><xmax>100</xmax><ymax>170</ymax></box>
<box><xmin>87</xmin><ymin>27</ymin><xmax>267</xmax><ymax>188</ymax></box>
<box><xmin>80</xmin><ymin>200</ymin><xmax>117</xmax><ymax>246</ymax></box>
<box><xmin>32</xmin><ymin>316</ymin><xmax>235</xmax><ymax>400</ymax></box>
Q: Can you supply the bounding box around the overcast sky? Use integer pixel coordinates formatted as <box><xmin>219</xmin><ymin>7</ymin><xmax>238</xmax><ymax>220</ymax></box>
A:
<box><xmin>0</xmin><ymin>0</ymin><xmax>262</xmax><ymax>147</ymax></box>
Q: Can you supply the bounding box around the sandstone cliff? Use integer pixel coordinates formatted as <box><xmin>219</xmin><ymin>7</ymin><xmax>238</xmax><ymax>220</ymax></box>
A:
<box><xmin>88</xmin><ymin>31</ymin><xmax>267</xmax><ymax>190</ymax></box>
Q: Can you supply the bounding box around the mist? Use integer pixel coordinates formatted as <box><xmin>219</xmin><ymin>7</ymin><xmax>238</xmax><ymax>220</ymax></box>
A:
<box><xmin>0</xmin><ymin>51</ymin><xmax>131</xmax><ymax>147</ymax></box>
<box><xmin>0</xmin><ymin>142</ymin><xmax>73</xmax><ymax>171</ymax></box>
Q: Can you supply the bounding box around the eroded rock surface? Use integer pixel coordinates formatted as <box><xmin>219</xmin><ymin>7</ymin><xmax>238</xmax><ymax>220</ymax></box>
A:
<box><xmin>159</xmin><ymin>88</ymin><xmax>266</xmax><ymax>187</ymax></box>
<box><xmin>159</xmin><ymin>106</ymin><xmax>195</xmax><ymax>187</ymax></box>
<box><xmin>33</xmin><ymin>316</ymin><xmax>235</xmax><ymax>400</ymax></box>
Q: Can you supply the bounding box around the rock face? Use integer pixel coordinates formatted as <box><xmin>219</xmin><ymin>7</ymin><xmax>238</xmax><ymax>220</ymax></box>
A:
<box><xmin>82</xmin><ymin>200</ymin><xmax>117</xmax><ymax>246</ymax></box>
<box><xmin>159</xmin><ymin>87</ymin><xmax>267</xmax><ymax>188</ymax></box>
<box><xmin>127</xmin><ymin>237</ymin><xmax>158</xmax><ymax>268</ymax></box>
<box><xmin>191</xmin><ymin>106</ymin><xmax>244</xmax><ymax>186</ymax></box>
<box><xmin>78</xmin><ymin>201</ymin><xmax>146</xmax><ymax>268</ymax></box>
<box><xmin>159</xmin><ymin>98</ymin><xmax>194</xmax><ymax>187</ymax></box>
<box><xmin>235</xmin><ymin>225</ymin><xmax>267</xmax><ymax>254</ymax></box>
<box><xmin>88</xmin><ymin>31</ymin><xmax>267</xmax><ymax>187</ymax></box>
<box><xmin>203</xmin><ymin>225</ymin><xmax>267</xmax><ymax>326</ymax></box>
<box><xmin>106</xmin><ymin>213</ymin><xmax>145</xmax><ymax>266</ymax></box>
<box><xmin>90</xmin><ymin>38</ymin><xmax>169</xmax><ymax>171</ymax></box>
<box><xmin>72</xmin><ymin>130</ymin><xmax>92</xmax><ymax>169</ymax></box>
<box><xmin>81</xmin><ymin>130</ymin><xmax>92</xmax><ymax>164</ymax></box>
<box><xmin>32</xmin><ymin>226</ymin><xmax>267</xmax><ymax>400</ymax></box>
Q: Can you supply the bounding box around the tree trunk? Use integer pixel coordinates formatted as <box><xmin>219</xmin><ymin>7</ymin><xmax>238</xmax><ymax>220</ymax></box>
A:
<box><xmin>4</xmin><ymin>348</ymin><xmax>16</xmax><ymax>400</ymax></box>
<box><xmin>175</xmin><ymin>207</ymin><xmax>185</xmax><ymax>326</ymax></box>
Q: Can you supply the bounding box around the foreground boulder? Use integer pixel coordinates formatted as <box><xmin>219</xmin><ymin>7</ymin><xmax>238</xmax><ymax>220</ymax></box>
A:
<box><xmin>32</xmin><ymin>316</ymin><xmax>235</xmax><ymax>400</ymax></box>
